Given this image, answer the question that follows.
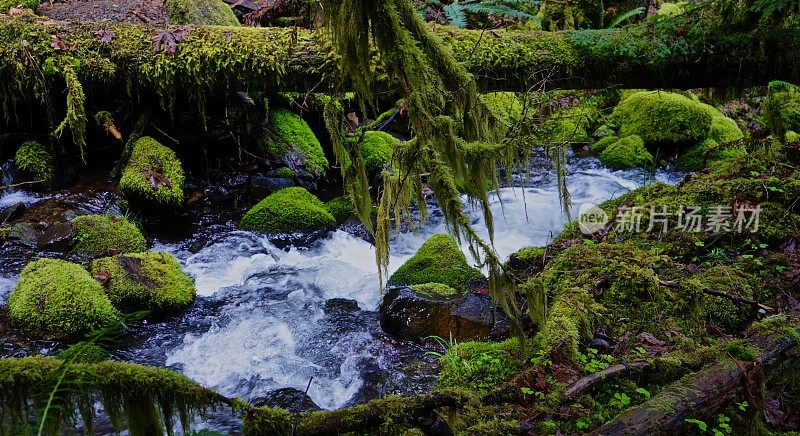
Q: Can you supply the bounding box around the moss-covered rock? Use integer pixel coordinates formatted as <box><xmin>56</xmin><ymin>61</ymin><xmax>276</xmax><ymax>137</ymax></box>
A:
<box><xmin>91</xmin><ymin>252</ymin><xmax>196</xmax><ymax>313</ymax></box>
<box><xmin>693</xmin><ymin>266</ymin><xmax>757</xmax><ymax>332</ymax></box>
<box><xmin>165</xmin><ymin>0</ymin><xmax>240</xmax><ymax>26</ymax></box>
<box><xmin>59</xmin><ymin>342</ymin><xmax>109</xmax><ymax>363</ymax></box>
<box><xmin>120</xmin><ymin>137</ymin><xmax>185</xmax><ymax>210</ymax></box>
<box><xmin>325</xmin><ymin>195</ymin><xmax>357</xmax><ymax>224</ymax></box>
<box><xmin>409</xmin><ymin>282</ymin><xmax>459</xmax><ymax>298</ymax></box>
<box><xmin>763</xmin><ymin>82</ymin><xmax>800</xmax><ymax>142</ymax></box>
<box><xmin>610</xmin><ymin>91</ymin><xmax>713</xmax><ymax>146</ymax></box>
<box><xmin>71</xmin><ymin>215</ymin><xmax>147</xmax><ymax>258</ymax></box>
<box><xmin>14</xmin><ymin>141</ymin><xmax>54</xmax><ymax>182</ymax></box>
<box><xmin>240</xmin><ymin>187</ymin><xmax>336</xmax><ymax>233</ymax></box>
<box><xmin>591</xmin><ymin>135</ymin><xmax>618</xmax><ymax>153</ymax></box>
<box><xmin>479</xmin><ymin>92</ymin><xmax>522</xmax><ymax>126</ymax></box>
<box><xmin>7</xmin><ymin>259</ymin><xmax>118</xmax><ymax>339</ymax></box>
<box><xmin>387</xmin><ymin>234</ymin><xmax>484</xmax><ymax>292</ymax></box>
<box><xmin>265</xmin><ymin>109</ymin><xmax>328</xmax><ymax>178</ymax></box>
<box><xmin>357</xmin><ymin>131</ymin><xmax>397</xmax><ymax>174</ymax></box>
<box><xmin>599</xmin><ymin>135</ymin><xmax>654</xmax><ymax>169</ymax></box>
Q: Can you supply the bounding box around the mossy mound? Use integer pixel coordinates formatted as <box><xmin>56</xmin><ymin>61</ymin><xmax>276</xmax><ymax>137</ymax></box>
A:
<box><xmin>325</xmin><ymin>195</ymin><xmax>358</xmax><ymax>224</ymax></box>
<box><xmin>692</xmin><ymin>266</ymin><xmax>758</xmax><ymax>332</ymax></box>
<box><xmin>387</xmin><ymin>234</ymin><xmax>484</xmax><ymax>293</ymax></box>
<box><xmin>240</xmin><ymin>187</ymin><xmax>336</xmax><ymax>233</ymax></box>
<box><xmin>71</xmin><ymin>215</ymin><xmax>147</xmax><ymax>258</ymax></box>
<box><xmin>7</xmin><ymin>259</ymin><xmax>118</xmax><ymax>339</ymax></box>
<box><xmin>91</xmin><ymin>252</ymin><xmax>196</xmax><ymax>313</ymax></box>
<box><xmin>408</xmin><ymin>282</ymin><xmax>459</xmax><ymax>298</ymax></box>
<box><xmin>59</xmin><ymin>343</ymin><xmax>109</xmax><ymax>363</ymax></box>
<box><xmin>599</xmin><ymin>135</ymin><xmax>654</xmax><ymax>169</ymax></box>
<box><xmin>165</xmin><ymin>0</ymin><xmax>240</xmax><ymax>25</ymax></box>
<box><xmin>610</xmin><ymin>91</ymin><xmax>713</xmax><ymax>146</ymax></box>
<box><xmin>436</xmin><ymin>338</ymin><xmax>527</xmax><ymax>394</ymax></box>
<box><xmin>357</xmin><ymin>131</ymin><xmax>397</xmax><ymax>174</ymax></box>
<box><xmin>591</xmin><ymin>135</ymin><xmax>618</xmax><ymax>153</ymax></box>
<box><xmin>14</xmin><ymin>141</ymin><xmax>54</xmax><ymax>182</ymax></box>
<box><xmin>120</xmin><ymin>137</ymin><xmax>185</xmax><ymax>210</ymax></box>
<box><xmin>265</xmin><ymin>109</ymin><xmax>328</xmax><ymax>178</ymax></box>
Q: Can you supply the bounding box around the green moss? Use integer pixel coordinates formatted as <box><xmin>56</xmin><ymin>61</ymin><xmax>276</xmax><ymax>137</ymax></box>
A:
<box><xmin>120</xmin><ymin>137</ymin><xmax>185</xmax><ymax>209</ymax></box>
<box><xmin>0</xmin><ymin>357</ymin><xmax>225</xmax><ymax>435</ymax></box>
<box><xmin>695</xmin><ymin>266</ymin><xmax>757</xmax><ymax>332</ymax></box>
<box><xmin>763</xmin><ymin>82</ymin><xmax>800</xmax><ymax>142</ymax></box>
<box><xmin>409</xmin><ymin>282</ymin><xmax>459</xmax><ymax>298</ymax></box>
<box><xmin>610</xmin><ymin>91</ymin><xmax>713</xmax><ymax>146</ymax></box>
<box><xmin>59</xmin><ymin>342</ymin><xmax>109</xmax><ymax>363</ymax></box>
<box><xmin>14</xmin><ymin>141</ymin><xmax>54</xmax><ymax>182</ymax></box>
<box><xmin>387</xmin><ymin>234</ymin><xmax>484</xmax><ymax>293</ymax></box>
<box><xmin>71</xmin><ymin>215</ymin><xmax>147</xmax><ymax>258</ymax></box>
<box><xmin>708</xmin><ymin>115</ymin><xmax>744</xmax><ymax>144</ymax></box>
<box><xmin>266</xmin><ymin>109</ymin><xmax>328</xmax><ymax>178</ymax></box>
<box><xmin>240</xmin><ymin>187</ymin><xmax>336</xmax><ymax>233</ymax></box>
<box><xmin>325</xmin><ymin>195</ymin><xmax>358</xmax><ymax>224</ymax></box>
<box><xmin>724</xmin><ymin>340</ymin><xmax>759</xmax><ymax>360</ymax></box>
<box><xmin>165</xmin><ymin>0</ymin><xmax>240</xmax><ymax>26</ymax></box>
<box><xmin>7</xmin><ymin>259</ymin><xmax>118</xmax><ymax>339</ymax></box>
<box><xmin>272</xmin><ymin>166</ymin><xmax>295</xmax><ymax>179</ymax></box>
<box><xmin>592</xmin><ymin>135</ymin><xmax>618</xmax><ymax>153</ymax></box>
<box><xmin>479</xmin><ymin>92</ymin><xmax>522</xmax><ymax>125</ymax></box>
<box><xmin>657</xmin><ymin>2</ymin><xmax>687</xmax><ymax>16</ymax></box>
<box><xmin>541</xmin><ymin>287</ymin><xmax>596</xmax><ymax>363</ymax></box>
<box><xmin>437</xmin><ymin>338</ymin><xmax>526</xmax><ymax>394</ymax></box>
<box><xmin>357</xmin><ymin>131</ymin><xmax>396</xmax><ymax>174</ymax></box>
<box><xmin>543</xmin><ymin>107</ymin><xmax>592</xmax><ymax>144</ymax></box>
<box><xmin>0</xmin><ymin>0</ymin><xmax>37</xmax><ymax>13</ymax></box>
<box><xmin>91</xmin><ymin>252</ymin><xmax>196</xmax><ymax>314</ymax></box>
<box><xmin>599</xmin><ymin>135</ymin><xmax>654</xmax><ymax>169</ymax></box>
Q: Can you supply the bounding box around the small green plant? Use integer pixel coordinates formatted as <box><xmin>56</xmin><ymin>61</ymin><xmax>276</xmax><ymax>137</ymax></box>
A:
<box><xmin>418</xmin><ymin>0</ymin><xmax>534</xmax><ymax>28</ymax></box>
<box><xmin>634</xmin><ymin>387</ymin><xmax>651</xmax><ymax>399</ymax></box>
<box><xmin>736</xmin><ymin>400</ymin><xmax>749</xmax><ymax>411</ymax></box>
<box><xmin>425</xmin><ymin>334</ymin><xmax>457</xmax><ymax>357</ymax></box>
<box><xmin>520</xmin><ymin>386</ymin><xmax>545</xmax><ymax>399</ymax></box>
<box><xmin>578</xmin><ymin>348</ymin><xmax>613</xmax><ymax>374</ymax></box>
<box><xmin>685</xmin><ymin>418</ymin><xmax>708</xmax><ymax>431</ymax></box>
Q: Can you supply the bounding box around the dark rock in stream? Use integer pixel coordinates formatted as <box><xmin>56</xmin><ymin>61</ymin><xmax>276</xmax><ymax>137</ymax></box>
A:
<box><xmin>250</xmin><ymin>174</ymin><xmax>294</xmax><ymax>198</ymax></box>
<box><xmin>251</xmin><ymin>387</ymin><xmax>321</xmax><ymax>412</ymax></box>
<box><xmin>37</xmin><ymin>222</ymin><xmax>75</xmax><ymax>252</ymax></box>
<box><xmin>324</xmin><ymin>298</ymin><xmax>360</xmax><ymax>314</ymax></box>
<box><xmin>379</xmin><ymin>286</ymin><xmax>509</xmax><ymax>343</ymax></box>
<box><xmin>0</xmin><ymin>202</ymin><xmax>26</xmax><ymax>225</ymax></box>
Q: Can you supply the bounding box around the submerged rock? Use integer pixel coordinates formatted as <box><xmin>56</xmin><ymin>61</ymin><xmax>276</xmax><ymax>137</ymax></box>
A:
<box><xmin>37</xmin><ymin>221</ymin><xmax>75</xmax><ymax>252</ymax></box>
<box><xmin>379</xmin><ymin>285</ymin><xmax>507</xmax><ymax>343</ymax></box>
<box><xmin>251</xmin><ymin>387</ymin><xmax>321</xmax><ymax>412</ymax></box>
<box><xmin>0</xmin><ymin>202</ymin><xmax>26</xmax><ymax>225</ymax></box>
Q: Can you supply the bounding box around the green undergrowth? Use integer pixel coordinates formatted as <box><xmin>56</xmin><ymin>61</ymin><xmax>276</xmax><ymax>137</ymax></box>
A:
<box><xmin>240</xmin><ymin>187</ymin><xmax>336</xmax><ymax>233</ymax></box>
<box><xmin>90</xmin><ymin>252</ymin><xmax>196</xmax><ymax>314</ymax></box>
<box><xmin>15</xmin><ymin>140</ymin><xmax>54</xmax><ymax>182</ymax></box>
<box><xmin>165</xmin><ymin>0</ymin><xmax>240</xmax><ymax>26</ymax></box>
<box><xmin>71</xmin><ymin>214</ymin><xmax>147</xmax><ymax>258</ymax></box>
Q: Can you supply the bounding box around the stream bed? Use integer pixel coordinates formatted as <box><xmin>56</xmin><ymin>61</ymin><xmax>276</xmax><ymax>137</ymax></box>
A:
<box><xmin>0</xmin><ymin>155</ymin><xmax>685</xmax><ymax>432</ymax></box>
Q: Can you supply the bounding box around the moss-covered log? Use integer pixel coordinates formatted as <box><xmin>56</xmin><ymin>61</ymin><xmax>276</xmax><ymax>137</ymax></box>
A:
<box><xmin>0</xmin><ymin>10</ymin><xmax>798</xmax><ymax>115</ymax></box>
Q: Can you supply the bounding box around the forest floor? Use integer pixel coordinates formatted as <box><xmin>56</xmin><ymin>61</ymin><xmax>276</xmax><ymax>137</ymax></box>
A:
<box><xmin>37</xmin><ymin>0</ymin><xmax>166</xmax><ymax>23</ymax></box>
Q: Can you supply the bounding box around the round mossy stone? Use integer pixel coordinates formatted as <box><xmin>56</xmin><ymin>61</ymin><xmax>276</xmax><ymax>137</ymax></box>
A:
<box><xmin>240</xmin><ymin>187</ymin><xmax>336</xmax><ymax>233</ymax></box>
<box><xmin>7</xmin><ymin>259</ymin><xmax>118</xmax><ymax>339</ymax></box>
<box><xmin>71</xmin><ymin>215</ymin><xmax>147</xmax><ymax>258</ymax></box>
<box><xmin>387</xmin><ymin>234</ymin><xmax>484</xmax><ymax>293</ymax></box>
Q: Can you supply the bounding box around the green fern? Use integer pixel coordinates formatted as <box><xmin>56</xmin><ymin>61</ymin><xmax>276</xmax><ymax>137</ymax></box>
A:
<box><xmin>607</xmin><ymin>6</ymin><xmax>644</xmax><ymax>28</ymax></box>
<box><xmin>423</xmin><ymin>0</ymin><xmax>535</xmax><ymax>28</ymax></box>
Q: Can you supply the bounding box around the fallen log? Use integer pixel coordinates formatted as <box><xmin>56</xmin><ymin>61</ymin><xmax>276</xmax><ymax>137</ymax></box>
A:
<box><xmin>564</xmin><ymin>360</ymin><xmax>653</xmax><ymax>400</ymax></box>
<box><xmin>593</xmin><ymin>327</ymin><xmax>800</xmax><ymax>435</ymax></box>
<box><xmin>0</xmin><ymin>9</ymin><xmax>798</xmax><ymax>112</ymax></box>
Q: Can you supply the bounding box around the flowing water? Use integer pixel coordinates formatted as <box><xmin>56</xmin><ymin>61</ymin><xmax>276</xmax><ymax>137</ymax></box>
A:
<box><xmin>0</xmin><ymin>155</ymin><xmax>685</xmax><ymax>431</ymax></box>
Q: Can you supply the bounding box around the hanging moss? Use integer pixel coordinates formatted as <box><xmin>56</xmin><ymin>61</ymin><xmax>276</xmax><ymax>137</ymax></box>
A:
<box><xmin>14</xmin><ymin>140</ymin><xmax>54</xmax><ymax>182</ymax></box>
<box><xmin>325</xmin><ymin>195</ymin><xmax>358</xmax><ymax>224</ymax></box>
<box><xmin>240</xmin><ymin>187</ymin><xmax>336</xmax><ymax>233</ymax></box>
<box><xmin>265</xmin><ymin>109</ymin><xmax>328</xmax><ymax>178</ymax></box>
<box><xmin>7</xmin><ymin>259</ymin><xmax>118</xmax><ymax>339</ymax></box>
<box><xmin>387</xmin><ymin>234</ymin><xmax>484</xmax><ymax>293</ymax></box>
<box><xmin>120</xmin><ymin>137</ymin><xmax>185</xmax><ymax>210</ymax></box>
<box><xmin>0</xmin><ymin>357</ymin><xmax>227</xmax><ymax>435</ymax></box>
<box><xmin>165</xmin><ymin>0</ymin><xmax>241</xmax><ymax>26</ymax></box>
<box><xmin>90</xmin><ymin>252</ymin><xmax>196</xmax><ymax>314</ymax></box>
<box><xmin>71</xmin><ymin>215</ymin><xmax>147</xmax><ymax>258</ymax></box>
<box><xmin>599</xmin><ymin>135</ymin><xmax>654</xmax><ymax>169</ymax></box>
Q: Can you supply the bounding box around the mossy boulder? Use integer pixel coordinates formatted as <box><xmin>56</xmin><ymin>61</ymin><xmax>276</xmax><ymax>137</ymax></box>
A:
<box><xmin>357</xmin><ymin>131</ymin><xmax>397</xmax><ymax>174</ymax></box>
<box><xmin>15</xmin><ymin>141</ymin><xmax>54</xmax><ymax>183</ymax></box>
<box><xmin>240</xmin><ymin>187</ymin><xmax>336</xmax><ymax>233</ymax></box>
<box><xmin>599</xmin><ymin>135</ymin><xmax>654</xmax><ymax>169</ymax></box>
<box><xmin>120</xmin><ymin>137</ymin><xmax>185</xmax><ymax>210</ymax></box>
<box><xmin>165</xmin><ymin>0</ymin><xmax>240</xmax><ymax>26</ymax></box>
<box><xmin>265</xmin><ymin>109</ymin><xmax>328</xmax><ymax>178</ymax></box>
<box><xmin>591</xmin><ymin>135</ymin><xmax>618</xmax><ymax>153</ymax></box>
<box><xmin>71</xmin><ymin>215</ymin><xmax>147</xmax><ymax>258</ymax></box>
<box><xmin>763</xmin><ymin>82</ymin><xmax>800</xmax><ymax>142</ymax></box>
<box><xmin>387</xmin><ymin>234</ymin><xmax>484</xmax><ymax>293</ymax></box>
<box><xmin>91</xmin><ymin>252</ymin><xmax>196</xmax><ymax>313</ymax></box>
<box><xmin>610</xmin><ymin>91</ymin><xmax>713</xmax><ymax>146</ymax></box>
<box><xmin>7</xmin><ymin>259</ymin><xmax>118</xmax><ymax>339</ymax></box>
<box><xmin>325</xmin><ymin>195</ymin><xmax>358</xmax><ymax>224</ymax></box>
